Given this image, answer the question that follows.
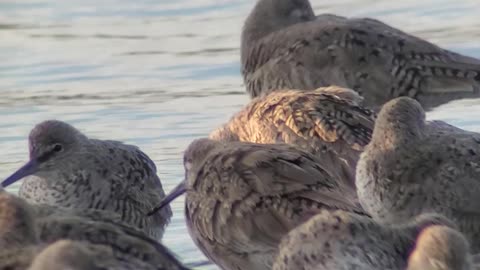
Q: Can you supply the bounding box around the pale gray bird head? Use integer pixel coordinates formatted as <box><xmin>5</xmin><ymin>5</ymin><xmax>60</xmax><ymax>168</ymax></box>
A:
<box><xmin>0</xmin><ymin>191</ymin><xmax>37</xmax><ymax>247</ymax></box>
<box><xmin>407</xmin><ymin>225</ymin><xmax>472</xmax><ymax>270</ymax></box>
<box><xmin>2</xmin><ymin>120</ymin><xmax>88</xmax><ymax>188</ymax></box>
<box><xmin>242</xmin><ymin>0</ymin><xmax>315</xmax><ymax>45</ymax></box>
<box><xmin>147</xmin><ymin>138</ymin><xmax>220</xmax><ymax>216</ymax></box>
<box><xmin>372</xmin><ymin>97</ymin><xmax>426</xmax><ymax>147</ymax></box>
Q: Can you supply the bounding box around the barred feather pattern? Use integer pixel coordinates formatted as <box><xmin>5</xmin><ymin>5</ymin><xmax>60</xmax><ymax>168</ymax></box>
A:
<box><xmin>210</xmin><ymin>87</ymin><xmax>376</xmax><ymax>187</ymax></box>
<box><xmin>182</xmin><ymin>139</ymin><xmax>367</xmax><ymax>270</ymax></box>
<box><xmin>242</xmin><ymin>0</ymin><xmax>480</xmax><ymax>110</ymax></box>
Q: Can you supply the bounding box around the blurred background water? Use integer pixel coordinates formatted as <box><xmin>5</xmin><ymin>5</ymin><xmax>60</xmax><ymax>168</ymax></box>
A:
<box><xmin>1</xmin><ymin>0</ymin><xmax>480</xmax><ymax>268</ymax></box>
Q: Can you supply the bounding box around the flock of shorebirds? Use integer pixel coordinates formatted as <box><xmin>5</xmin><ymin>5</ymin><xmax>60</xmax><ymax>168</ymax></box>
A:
<box><xmin>4</xmin><ymin>0</ymin><xmax>480</xmax><ymax>269</ymax></box>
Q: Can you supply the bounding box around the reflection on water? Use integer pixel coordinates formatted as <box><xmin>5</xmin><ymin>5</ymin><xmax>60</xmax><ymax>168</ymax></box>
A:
<box><xmin>1</xmin><ymin>0</ymin><xmax>480</xmax><ymax>268</ymax></box>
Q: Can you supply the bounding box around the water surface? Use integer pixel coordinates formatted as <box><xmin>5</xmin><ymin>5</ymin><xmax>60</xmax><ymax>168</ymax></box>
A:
<box><xmin>1</xmin><ymin>0</ymin><xmax>480</xmax><ymax>268</ymax></box>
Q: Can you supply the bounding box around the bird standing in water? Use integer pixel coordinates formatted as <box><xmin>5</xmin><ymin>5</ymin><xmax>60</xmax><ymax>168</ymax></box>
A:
<box><xmin>149</xmin><ymin>138</ymin><xmax>367</xmax><ymax>270</ymax></box>
<box><xmin>2</xmin><ymin>120</ymin><xmax>172</xmax><ymax>240</ymax></box>
<box><xmin>356</xmin><ymin>97</ymin><xmax>480</xmax><ymax>252</ymax></box>
<box><xmin>242</xmin><ymin>0</ymin><xmax>480</xmax><ymax>110</ymax></box>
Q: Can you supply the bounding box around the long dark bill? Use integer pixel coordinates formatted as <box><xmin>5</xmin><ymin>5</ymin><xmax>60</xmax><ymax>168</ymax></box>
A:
<box><xmin>147</xmin><ymin>179</ymin><xmax>186</xmax><ymax>216</ymax></box>
<box><xmin>2</xmin><ymin>159</ymin><xmax>38</xmax><ymax>188</ymax></box>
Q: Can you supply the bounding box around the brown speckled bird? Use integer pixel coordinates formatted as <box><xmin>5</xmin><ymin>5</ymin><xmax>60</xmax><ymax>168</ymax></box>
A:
<box><xmin>209</xmin><ymin>86</ymin><xmax>375</xmax><ymax>187</ymax></box>
<box><xmin>242</xmin><ymin>0</ymin><xmax>480</xmax><ymax>110</ymax></box>
<box><xmin>148</xmin><ymin>138</ymin><xmax>367</xmax><ymax>270</ymax></box>
<box><xmin>1</xmin><ymin>120</ymin><xmax>172</xmax><ymax>240</ymax></box>
<box><xmin>356</xmin><ymin>96</ymin><xmax>480</xmax><ymax>252</ymax></box>
<box><xmin>273</xmin><ymin>210</ymin><xmax>472</xmax><ymax>270</ymax></box>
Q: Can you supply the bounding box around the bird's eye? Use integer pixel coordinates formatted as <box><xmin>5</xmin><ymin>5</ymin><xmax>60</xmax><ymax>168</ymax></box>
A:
<box><xmin>52</xmin><ymin>144</ymin><xmax>63</xmax><ymax>152</ymax></box>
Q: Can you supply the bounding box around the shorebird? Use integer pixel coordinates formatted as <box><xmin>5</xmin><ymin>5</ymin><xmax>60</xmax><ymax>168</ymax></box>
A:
<box><xmin>1</xmin><ymin>120</ymin><xmax>172</xmax><ymax>240</ymax></box>
<box><xmin>356</xmin><ymin>96</ymin><xmax>480</xmax><ymax>252</ymax></box>
<box><xmin>0</xmin><ymin>190</ymin><xmax>39</xmax><ymax>270</ymax></box>
<box><xmin>33</xmin><ymin>203</ymin><xmax>188</xmax><ymax>270</ymax></box>
<box><xmin>209</xmin><ymin>86</ymin><xmax>375</xmax><ymax>187</ymax></box>
<box><xmin>241</xmin><ymin>0</ymin><xmax>480</xmax><ymax>110</ymax></box>
<box><xmin>272</xmin><ymin>210</ymin><xmax>472</xmax><ymax>270</ymax></box>
<box><xmin>0</xmin><ymin>189</ymin><xmax>188</xmax><ymax>270</ymax></box>
<box><xmin>148</xmin><ymin>138</ymin><xmax>367</xmax><ymax>270</ymax></box>
<box><xmin>28</xmin><ymin>239</ymin><xmax>182</xmax><ymax>270</ymax></box>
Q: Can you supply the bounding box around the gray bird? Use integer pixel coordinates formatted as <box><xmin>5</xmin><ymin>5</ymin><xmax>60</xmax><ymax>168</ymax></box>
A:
<box><xmin>209</xmin><ymin>86</ymin><xmax>375</xmax><ymax>187</ymax></box>
<box><xmin>34</xmin><ymin>207</ymin><xmax>189</xmax><ymax>270</ymax></box>
<box><xmin>242</xmin><ymin>0</ymin><xmax>480</xmax><ymax>110</ymax></box>
<box><xmin>1</xmin><ymin>120</ymin><xmax>172</xmax><ymax>240</ymax></box>
<box><xmin>0</xmin><ymin>189</ymin><xmax>188</xmax><ymax>270</ymax></box>
<box><xmin>0</xmin><ymin>190</ymin><xmax>39</xmax><ymax>270</ymax></box>
<box><xmin>148</xmin><ymin>138</ymin><xmax>367</xmax><ymax>270</ymax></box>
<box><xmin>272</xmin><ymin>210</ymin><xmax>473</xmax><ymax>270</ymax></box>
<box><xmin>356</xmin><ymin>96</ymin><xmax>480</xmax><ymax>252</ymax></box>
<box><xmin>28</xmin><ymin>239</ymin><xmax>180</xmax><ymax>270</ymax></box>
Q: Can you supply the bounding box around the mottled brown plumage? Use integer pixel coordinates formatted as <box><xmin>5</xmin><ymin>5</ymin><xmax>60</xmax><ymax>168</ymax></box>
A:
<box><xmin>273</xmin><ymin>210</ymin><xmax>471</xmax><ymax>270</ymax></box>
<box><xmin>242</xmin><ymin>0</ymin><xmax>480</xmax><ymax>110</ymax></box>
<box><xmin>150</xmin><ymin>138</ymin><xmax>367</xmax><ymax>270</ymax></box>
<box><xmin>209</xmin><ymin>87</ymin><xmax>375</xmax><ymax>186</ymax></box>
<box><xmin>356</xmin><ymin>97</ymin><xmax>480</xmax><ymax>252</ymax></box>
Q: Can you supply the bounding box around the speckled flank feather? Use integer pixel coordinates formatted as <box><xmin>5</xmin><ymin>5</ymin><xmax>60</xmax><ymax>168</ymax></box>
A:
<box><xmin>242</xmin><ymin>0</ymin><xmax>480</xmax><ymax>110</ymax></box>
<box><xmin>182</xmin><ymin>138</ymin><xmax>367</xmax><ymax>270</ymax></box>
<box><xmin>209</xmin><ymin>87</ymin><xmax>375</xmax><ymax>187</ymax></box>
<box><xmin>17</xmin><ymin>120</ymin><xmax>172</xmax><ymax>240</ymax></box>
<box><xmin>356</xmin><ymin>97</ymin><xmax>480</xmax><ymax>252</ymax></box>
<box><xmin>273</xmin><ymin>211</ymin><xmax>471</xmax><ymax>270</ymax></box>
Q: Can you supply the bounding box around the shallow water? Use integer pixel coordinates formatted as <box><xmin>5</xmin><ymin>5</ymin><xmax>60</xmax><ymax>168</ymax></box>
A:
<box><xmin>1</xmin><ymin>0</ymin><xmax>480</xmax><ymax>268</ymax></box>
